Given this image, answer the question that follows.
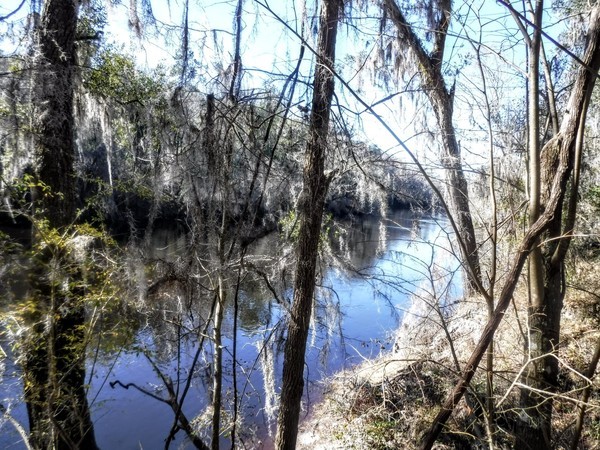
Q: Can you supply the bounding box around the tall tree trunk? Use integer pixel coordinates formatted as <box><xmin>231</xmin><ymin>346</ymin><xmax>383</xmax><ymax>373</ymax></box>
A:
<box><xmin>211</xmin><ymin>281</ymin><xmax>225</xmax><ymax>450</ymax></box>
<box><xmin>24</xmin><ymin>1</ymin><xmax>99</xmax><ymax>448</ymax></box>
<box><xmin>35</xmin><ymin>0</ymin><xmax>78</xmax><ymax>227</ymax></box>
<box><xmin>517</xmin><ymin>4</ymin><xmax>600</xmax><ymax>448</ymax></box>
<box><xmin>274</xmin><ymin>1</ymin><xmax>341</xmax><ymax>449</ymax></box>
<box><xmin>383</xmin><ymin>0</ymin><xmax>482</xmax><ymax>292</ymax></box>
<box><xmin>211</xmin><ymin>133</ymin><xmax>234</xmax><ymax>450</ymax></box>
<box><xmin>518</xmin><ymin>2</ymin><xmax>549</xmax><ymax>448</ymax></box>
<box><xmin>433</xmin><ymin>85</ymin><xmax>482</xmax><ymax>293</ymax></box>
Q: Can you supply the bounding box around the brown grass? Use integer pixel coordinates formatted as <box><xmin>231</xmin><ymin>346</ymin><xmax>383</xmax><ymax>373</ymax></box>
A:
<box><xmin>298</xmin><ymin>255</ymin><xmax>600</xmax><ymax>449</ymax></box>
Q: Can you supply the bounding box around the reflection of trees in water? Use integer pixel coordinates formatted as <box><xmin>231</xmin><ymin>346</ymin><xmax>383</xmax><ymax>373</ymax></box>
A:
<box><xmin>94</xmin><ymin>211</ymin><xmax>450</xmax><ymax>447</ymax></box>
<box><xmin>236</xmin><ymin>281</ymin><xmax>278</xmax><ymax>332</ymax></box>
<box><xmin>0</xmin><ymin>211</ymin><xmax>448</xmax><ymax>448</ymax></box>
<box><xmin>0</xmin><ymin>211</ymin><xmax>451</xmax><ymax>448</ymax></box>
<box><xmin>328</xmin><ymin>210</ymin><xmax>419</xmax><ymax>272</ymax></box>
<box><xmin>21</xmin><ymin>236</ymin><xmax>102</xmax><ymax>450</ymax></box>
<box><xmin>256</xmin><ymin>328</ymin><xmax>283</xmax><ymax>438</ymax></box>
<box><xmin>106</xmin><ymin>228</ymin><xmax>290</xmax><ymax>447</ymax></box>
<box><xmin>304</xmin><ymin>270</ymin><xmax>343</xmax><ymax>367</ymax></box>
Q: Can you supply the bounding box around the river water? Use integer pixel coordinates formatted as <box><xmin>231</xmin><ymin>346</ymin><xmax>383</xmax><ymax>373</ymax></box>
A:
<box><xmin>0</xmin><ymin>210</ymin><xmax>460</xmax><ymax>449</ymax></box>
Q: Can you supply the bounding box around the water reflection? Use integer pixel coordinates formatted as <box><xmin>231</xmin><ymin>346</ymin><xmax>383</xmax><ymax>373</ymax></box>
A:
<box><xmin>0</xmin><ymin>210</ymin><xmax>460</xmax><ymax>449</ymax></box>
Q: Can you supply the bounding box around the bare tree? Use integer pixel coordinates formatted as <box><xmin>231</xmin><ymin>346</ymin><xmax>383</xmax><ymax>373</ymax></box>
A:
<box><xmin>382</xmin><ymin>0</ymin><xmax>482</xmax><ymax>292</ymax></box>
<box><xmin>419</xmin><ymin>4</ymin><xmax>600</xmax><ymax>448</ymax></box>
<box><xmin>275</xmin><ymin>0</ymin><xmax>343</xmax><ymax>448</ymax></box>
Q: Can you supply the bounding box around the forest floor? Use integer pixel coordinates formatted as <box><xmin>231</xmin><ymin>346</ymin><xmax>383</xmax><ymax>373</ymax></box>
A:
<box><xmin>297</xmin><ymin>254</ymin><xmax>600</xmax><ymax>449</ymax></box>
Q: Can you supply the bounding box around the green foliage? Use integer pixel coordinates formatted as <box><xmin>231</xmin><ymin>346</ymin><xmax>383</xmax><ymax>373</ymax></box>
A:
<box><xmin>113</xmin><ymin>177</ymin><xmax>154</xmax><ymax>200</ymax></box>
<box><xmin>84</xmin><ymin>47</ymin><xmax>164</xmax><ymax>104</ymax></box>
<box><xmin>76</xmin><ymin>1</ymin><xmax>108</xmax><ymax>62</ymax></box>
<box><xmin>365</xmin><ymin>419</ymin><xmax>397</xmax><ymax>450</ymax></box>
<box><xmin>16</xmin><ymin>219</ymin><xmax>120</xmax><ymax>314</ymax></box>
<box><xmin>75</xmin><ymin>223</ymin><xmax>117</xmax><ymax>247</ymax></box>
<box><xmin>0</xmin><ymin>175</ymin><xmax>56</xmax><ymax>223</ymax></box>
<box><xmin>77</xmin><ymin>2</ymin><xmax>107</xmax><ymax>38</ymax></box>
<box><xmin>279</xmin><ymin>210</ymin><xmax>334</xmax><ymax>241</ymax></box>
<box><xmin>0</xmin><ymin>230</ymin><xmax>22</xmax><ymax>254</ymax></box>
<box><xmin>585</xmin><ymin>186</ymin><xmax>600</xmax><ymax>212</ymax></box>
<box><xmin>279</xmin><ymin>209</ymin><xmax>300</xmax><ymax>242</ymax></box>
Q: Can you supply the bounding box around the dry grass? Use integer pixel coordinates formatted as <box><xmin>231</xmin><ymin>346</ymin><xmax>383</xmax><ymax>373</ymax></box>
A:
<box><xmin>297</xmin><ymin>255</ymin><xmax>600</xmax><ymax>449</ymax></box>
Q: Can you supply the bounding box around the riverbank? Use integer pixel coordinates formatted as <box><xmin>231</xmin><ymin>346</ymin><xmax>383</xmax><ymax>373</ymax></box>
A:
<box><xmin>297</xmin><ymin>257</ymin><xmax>600</xmax><ymax>449</ymax></box>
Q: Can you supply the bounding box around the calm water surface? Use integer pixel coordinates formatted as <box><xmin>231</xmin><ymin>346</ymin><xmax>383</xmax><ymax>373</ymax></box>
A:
<box><xmin>0</xmin><ymin>211</ymin><xmax>460</xmax><ymax>449</ymax></box>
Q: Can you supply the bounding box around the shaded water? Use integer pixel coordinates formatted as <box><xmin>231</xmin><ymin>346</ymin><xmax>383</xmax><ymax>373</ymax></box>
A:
<box><xmin>0</xmin><ymin>210</ymin><xmax>460</xmax><ymax>449</ymax></box>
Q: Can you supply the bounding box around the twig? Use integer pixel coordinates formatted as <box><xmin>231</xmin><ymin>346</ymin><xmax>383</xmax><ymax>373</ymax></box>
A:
<box><xmin>0</xmin><ymin>403</ymin><xmax>33</xmax><ymax>450</ymax></box>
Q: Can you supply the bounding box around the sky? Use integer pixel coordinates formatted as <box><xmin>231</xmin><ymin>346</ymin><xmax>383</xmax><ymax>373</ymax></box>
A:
<box><xmin>0</xmin><ymin>0</ymin><xmax>575</xmax><ymax>165</ymax></box>
<box><xmin>1</xmin><ymin>0</ymin><xmax>401</xmax><ymax>147</ymax></box>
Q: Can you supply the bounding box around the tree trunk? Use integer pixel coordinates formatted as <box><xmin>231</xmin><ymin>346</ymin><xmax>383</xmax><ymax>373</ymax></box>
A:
<box><xmin>517</xmin><ymin>4</ymin><xmax>600</xmax><ymax>448</ymax></box>
<box><xmin>23</xmin><ymin>1</ymin><xmax>99</xmax><ymax>448</ymax></box>
<box><xmin>431</xmin><ymin>87</ymin><xmax>482</xmax><ymax>292</ymax></box>
<box><xmin>518</xmin><ymin>2</ymin><xmax>549</xmax><ymax>447</ymax></box>
<box><xmin>274</xmin><ymin>1</ymin><xmax>341</xmax><ymax>449</ymax></box>
<box><xmin>35</xmin><ymin>0</ymin><xmax>78</xmax><ymax>227</ymax></box>
<box><xmin>211</xmin><ymin>282</ymin><xmax>224</xmax><ymax>450</ymax></box>
<box><xmin>211</xmin><ymin>127</ymin><xmax>233</xmax><ymax>450</ymax></box>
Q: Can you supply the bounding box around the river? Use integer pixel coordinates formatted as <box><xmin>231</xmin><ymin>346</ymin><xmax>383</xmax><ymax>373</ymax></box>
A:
<box><xmin>0</xmin><ymin>210</ymin><xmax>460</xmax><ymax>449</ymax></box>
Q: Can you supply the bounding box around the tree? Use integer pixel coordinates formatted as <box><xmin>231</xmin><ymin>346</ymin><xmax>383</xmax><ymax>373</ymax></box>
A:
<box><xmin>275</xmin><ymin>0</ymin><xmax>343</xmax><ymax>448</ymax></box>
<box><xmin>2</xmin><ymin>1</ymin><xmax>598</xmax><ymax>448</ymax></box>
<box><xmin>382</xmin><ymin>0</ymin><xmax>482</xmax><ymax>292</ymax></box>
<box><xmin>512</xmin><ymin>0</ymin><xmax>600</xmax><ymax>445</ymax></box>
<box><xmin>419</xmin><ymin>3</ymin><xmax>600</xmax><ymax>448</ymax></box>
<box><xmin>22</xmin><ymin>0</ymin><xmax>99</xmax><ymax>448</ymax></box>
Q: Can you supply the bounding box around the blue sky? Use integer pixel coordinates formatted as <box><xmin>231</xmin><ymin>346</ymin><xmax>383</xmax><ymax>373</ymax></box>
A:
<box><xmin>0</xmin><ymin>0</ymin><xmax>574</xmax><ymax>163</ymax></box>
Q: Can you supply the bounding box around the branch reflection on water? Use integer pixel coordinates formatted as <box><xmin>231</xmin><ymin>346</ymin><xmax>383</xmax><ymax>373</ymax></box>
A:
<box><xmin>0</xmin><ymin>210</ymin><xmax>461</xmax><ymax>449</ymax></box>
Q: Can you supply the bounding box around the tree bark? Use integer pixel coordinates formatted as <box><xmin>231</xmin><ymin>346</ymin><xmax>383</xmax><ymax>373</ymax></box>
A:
<box><xmin>24</xmin><ymin>1</ymin><xmax>99</xmax><ymax>448</ymax></box>
<box><xmin>570</xmin><ymin>337</ymin><xmax>600</xmax><ymax>450</ymax></box>
<box><xmin>517</xmin><ymin>5</ymin><xmax>600</xmax><ymax>448</ymax></box>
<box><xmin>211</xmin><ymin>284</ymin><xmax>224</xmax><ymax>450</ymax></box>
<box><xmin>518</xmin><ymin>2</ymin><xmax>549</xmax><ymax>447</ymax></box>
<box><xmin>274</xmin><ymin>1</ymin><xmax>341</xmax><ymax>449</ymax></box>
<box><xmin>35</xmin><ymin>0</ymin><xmax>78</xmax><ymax>227</ymax></box>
